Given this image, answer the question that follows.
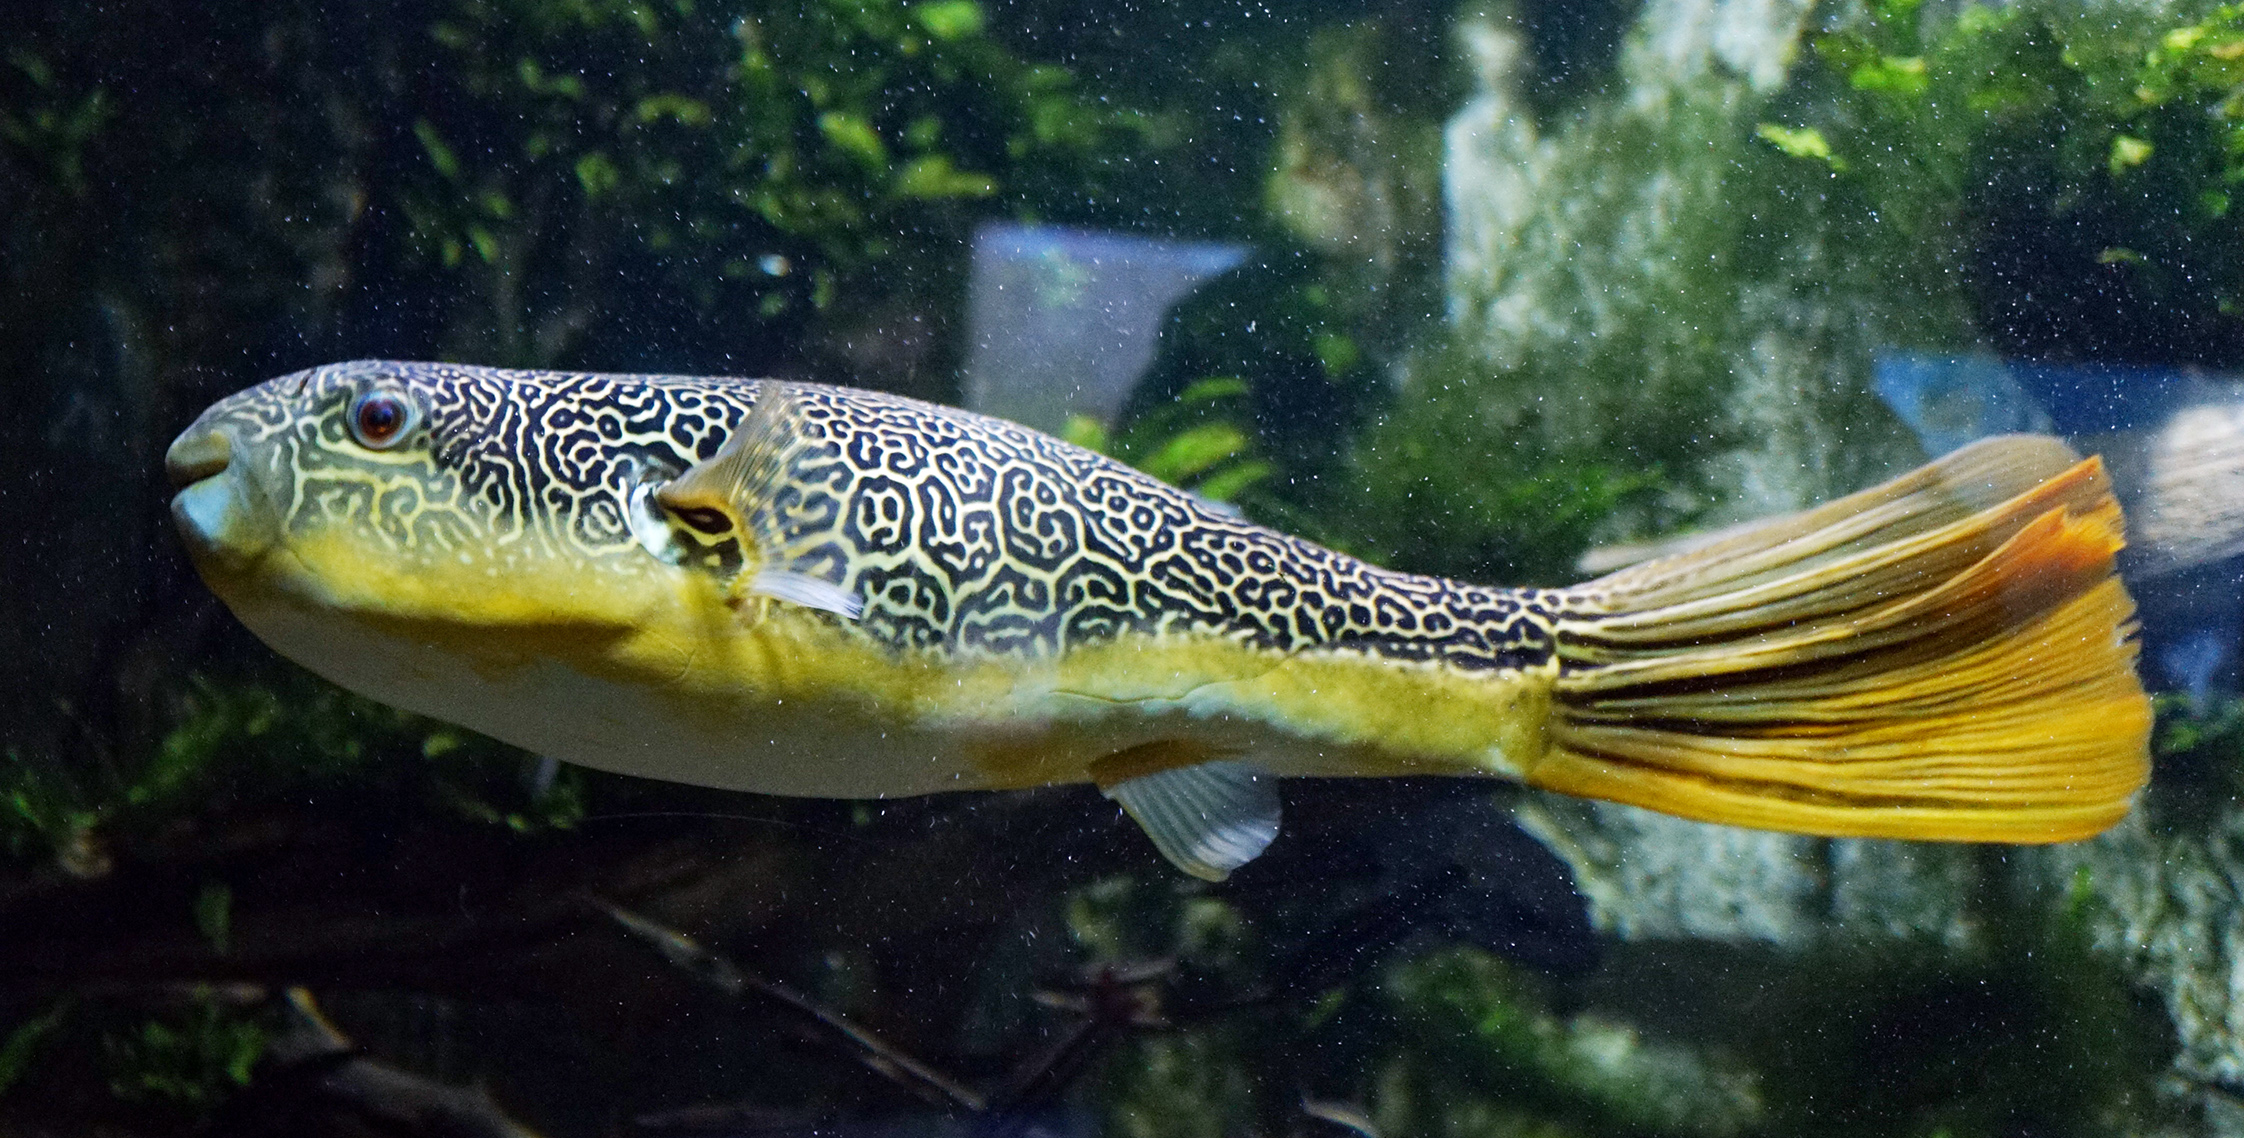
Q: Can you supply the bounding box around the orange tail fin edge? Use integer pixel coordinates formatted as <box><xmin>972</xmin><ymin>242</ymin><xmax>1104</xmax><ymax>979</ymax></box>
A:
<box><xmin>1529</xmin><ymin>437</ymin><xmax>2151</xmax><ymax>843</ymax></box>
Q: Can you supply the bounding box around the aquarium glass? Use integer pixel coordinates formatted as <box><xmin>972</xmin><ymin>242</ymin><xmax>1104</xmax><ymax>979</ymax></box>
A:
<box><xmin>4</xmin><ymin>1</ymin><xmax>2243</xmax><ymax>1135</ymax></box>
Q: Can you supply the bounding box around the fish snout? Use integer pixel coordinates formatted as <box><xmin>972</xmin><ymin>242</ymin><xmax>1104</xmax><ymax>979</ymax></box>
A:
<box><xmin>165</xmin><ymin>427</ymin><xmax>232</xmax><ymax>489</ymax></box>
<box><xmin>167</xmin><ymin>422</ymin><xmax>275</xmax><ymax>564</ymax></box>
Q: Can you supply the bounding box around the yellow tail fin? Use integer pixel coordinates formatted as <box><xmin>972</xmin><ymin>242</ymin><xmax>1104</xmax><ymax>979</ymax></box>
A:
<box><xmin>1529</xmin><ymin>436</ymin><xmax>2151</xmax><ymax>843</ymax></box>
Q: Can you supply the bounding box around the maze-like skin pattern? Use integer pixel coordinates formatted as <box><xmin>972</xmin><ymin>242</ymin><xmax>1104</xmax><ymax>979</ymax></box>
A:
<box><xmin>215</xmin><ymin>361</ymin><xmax>1563</xmax><ymax>672</ymax></box>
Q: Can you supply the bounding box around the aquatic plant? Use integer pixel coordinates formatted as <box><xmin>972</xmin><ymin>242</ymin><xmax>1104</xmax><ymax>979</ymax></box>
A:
<box><xmin>1432</xmin><ymin>0</ymin><xmax>1944</xmax><ymax>559</ymax></box>
<box><xmin>3</xmin><ymin>2</ymin><xmax>2236</xmax><ymax>1135</ymax></box>
<box><xmin>1413</xmin><ymin>0</ymin><xmax>2244</xmax><ymax>581</ymax></box>
<box><xmin>0</xmin><ymin>671</ymin><xmax>580</xmax><ymax>878</ymax></box>
<box><xmin>1062</xmin><ymin>377</ymin><xmax>1275</xmax><ymax>504</ymax></box>
<box><xmin>1327</xmin><ymin>344</ymin><xmax>1677</xmax><ymax>584</ymax></box>
<box><xmin>399</xmin><ymin>0</ymin><xmax>1155</xmax><ymax>370</ymax></box>
<box><xmin>1769</xmin><ymin>0</ymin><xmax>2244</xmax><ymax>364</ymax></box>
<box><xmin>2157</xmin><ymin>694</ymin><xmax>2244</xmax><ymax>766</ymax></box>
<box><xmin>99</xmin><ymin>990</ymin><xmax>265</xmax><ymax>1112</ymax></box>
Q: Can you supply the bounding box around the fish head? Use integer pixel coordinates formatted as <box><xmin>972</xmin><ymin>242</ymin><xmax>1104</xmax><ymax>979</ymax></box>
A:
<box><xmin>165</xmin><ymin>360</ymin><xmax>729</xmax><ymax>672</ymax></box>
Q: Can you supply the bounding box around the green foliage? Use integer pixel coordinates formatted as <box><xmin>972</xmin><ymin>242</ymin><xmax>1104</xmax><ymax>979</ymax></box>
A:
<box><xmin>1056</xmin><ymin>876</ymin><xmax>1261</xmax><ymax>1137</ymax></box>
<box><xmin>4</xmin><ymin>3</ymin><xmax>2220</xmax><ymax>1132</ymax></box>
<box><xmin>1381</xmin><ymin>948</ymin><xmax>1759</xmax><ymax>1137</ymax></box>
<box><xmin>403</xmin><ymin>0</ymin><xmax>1152</xmax><ymax>362</ymax></box>
<box><xmin>1754</xmin><ymin>122</ymin><xmax>1841</xmax><ymax>167</ymax></box>
<box><xmin>1049</xmin><ymin>876</ymin><xmax>1764</xmax><ymax>1138</ymax></box>
<box><xmin>1106</xmin><ymin>305</ymin><xmax>1671</xmax><ymax>588</ymax></box>
<box><xmin>1774</xmin><ymin>0</ymin><xmax>2244</xmax><ymax>359</ymax></box>
<box><xmin>1062</xmin><ymin>874</ymin><xmax>1252</xmax><ymax>974</ymax></box>
<box><xmin>145</xmin><ymin>676</ymin><xmax>387</xmax><ymax>799</ymax></box>
<box><xmin>1329</xmin><ymin>352</ymin><xmax>1675</xmax><ymax>585</ymax></box>
<box><xmin>1122</xmin><ymin>264</ymin><xmax>1392</xmax><ymax>526</ymax></box>
<box><xmin>99</xmin><ymin>990</ymin><xmax>263</xmax><ymax>1111</ymax></box>
<box><xmin>1417</xmin><ymin>0</ymin><xmax>2244</xmax><ymax>587</ymax></box>
<box><xmin>1061</xmin><ymin>378</ymin><xmax>1274</xmax><ymax>503</ymax></box>
<box><xmin>1100</xmin><ymin>1028</ymin><xmax>1258</xmax><ymax>1138</ymax></box>
<box><xmin>0</xmin><ymin>50</ymin><xmax>109</xmax><ymax>194</ymax></box>
<box><xmin>2154</xmin><ymin>692</ymin><xmax>2244</xmax><ymax>761</ymax></box>
<box><xmin>0</xmin><ymin>673</ymin><xmax>582</xmax><ymax>871</ymax></box>
<box><xmin>0</xmin><ymin>747</ymin><xmax>99</xmax><ymax>868</ymax></box>
<box><xmin>2148</xmin><ymin>692</ymin><xmax>2244</xmax><ymax>813</ymax></box>
<box><xmin>155</xmin><ymin>674</ymin><xmax>586</xmax><ymax>834</ymax></box>
<box><xmin>0</xmin><ymin>1001</ymin><xmax>71</xmax><ymax>1099</ymax></box>
<box><xmin>1429</xmin><ymin>8</ymin><xmax>1923</xmax><ymax>582</ymax></box>
<box><xmin>1745</xmin><ymin>928</ymin><xmax>2175</xmax><ymax>1138</ymax></box>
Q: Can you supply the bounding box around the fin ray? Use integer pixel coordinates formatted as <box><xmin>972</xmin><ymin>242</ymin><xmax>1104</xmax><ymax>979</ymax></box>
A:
<box><xmin>1103</xmin><ymin>759</ymin><xmax>1281</xmax><ymax>881</ymax></box>
<box><xmin>656</xmin><ymin>383</ymin><xmax>804</xmax><ymax>535</ymax></box>
<box><xmin>657</xmin><ymin>386</ymin><xmax>861</xmax><ymax>621</ymax></box>
<box><xmin>1579</xmin><ymin>435</ymin><xmax>2089</xmax><ymax>610</ymax></box>
<box><xmin>748</xmin><ymin>568</ymin><xmax>864</xmax><ymax>620</ymax></box>
<box><xmin>1535</xmin><ymin>439</ymin><xmax>2151</xmax><ymax>844</ymax></box>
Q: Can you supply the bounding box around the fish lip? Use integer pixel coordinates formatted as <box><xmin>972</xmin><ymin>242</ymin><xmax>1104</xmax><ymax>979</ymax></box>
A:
<box><xmin>167</xmin><ymin>427</ymin><xmax>277</xmax><ymax>566</ymax></box>
<box><xmin>165</xmin><ymin>428</ymin><xmax>232</xmax><ymax>490</ymax></box>
<box><xmin>170</xmin><ymin>476</ymin><xmax>255</xmax><ymax>562</ymax></box>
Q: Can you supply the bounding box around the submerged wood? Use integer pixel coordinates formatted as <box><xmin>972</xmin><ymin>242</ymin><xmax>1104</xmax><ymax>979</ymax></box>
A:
<box><xmin>2088</xmin><ymin>389</ymin><xmax>2244</xmax><ymax>577</ymax></box>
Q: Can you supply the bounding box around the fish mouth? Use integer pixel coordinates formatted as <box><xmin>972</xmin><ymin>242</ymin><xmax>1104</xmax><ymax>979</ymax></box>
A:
<box><xmin>166</xmin><ymin>426</ymin><xmax>274</xmax><ymax>563</ymax></box>
<box><xmin>165</xmin><ymin>427</ymin><xmax>232</xmax><ymax>490</ymax></box>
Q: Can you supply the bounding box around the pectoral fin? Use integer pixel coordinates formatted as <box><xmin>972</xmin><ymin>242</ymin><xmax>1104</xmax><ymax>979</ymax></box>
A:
<box><xmin>1101</xmin><ymin>759</ymin><xmax>1281</xmax><ymax>882</ymax></box>
<box><xmin>657</xmin><ymin>383</ymin><xmax>804</xmax><ymax>527</ymax></box>
<box><xmin>656</xmin><ymin>386</ymin><xmax>860</xmax><ymax>621</ymax></box>
<box><xmin>747</xmin><ymin>568</ymin><xmax>863</xmax><ymax>620</ymax></box>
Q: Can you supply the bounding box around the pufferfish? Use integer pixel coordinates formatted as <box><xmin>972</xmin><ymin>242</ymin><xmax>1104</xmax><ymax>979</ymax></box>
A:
<box><xmin>166</xmin><ymin>361</ymin><xmax>2152</xmax><ymax>879</ymax></box>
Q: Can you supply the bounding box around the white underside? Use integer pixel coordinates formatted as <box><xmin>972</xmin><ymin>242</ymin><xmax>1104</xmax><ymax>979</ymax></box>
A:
<box><xmin>226</xmin><ymin>592</ymin><xmax>1001</xmax><ymax>799</ymax></box>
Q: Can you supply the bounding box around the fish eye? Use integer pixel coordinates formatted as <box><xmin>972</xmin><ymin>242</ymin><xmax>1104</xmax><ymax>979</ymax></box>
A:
<box><xmin>348</xmin><ymin>390</ymin><xmax>416</xmax><ymax>450</ymax></box>
<box><xmin>670</xmin><ymin>505</ymin><xmax>732</xmax><ymax>535</ymax></box>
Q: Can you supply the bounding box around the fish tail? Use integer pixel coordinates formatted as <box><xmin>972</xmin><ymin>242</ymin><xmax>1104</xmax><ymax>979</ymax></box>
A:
<box><xmin>1528</xmin><ymin>436</ymin><xmax>2151</xmax><ymax>843</ymax></box>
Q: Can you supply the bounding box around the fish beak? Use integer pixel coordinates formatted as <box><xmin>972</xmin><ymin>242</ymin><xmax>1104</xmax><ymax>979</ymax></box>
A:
<box><xmin>165</xmin><ymin>428</ymin><xmax>231</xmax><ymax>489</ymax></box>
<box><xmin>167</xmin><ymin>425</ymin><xmax>273</xmax><ymax>565</ymax></box>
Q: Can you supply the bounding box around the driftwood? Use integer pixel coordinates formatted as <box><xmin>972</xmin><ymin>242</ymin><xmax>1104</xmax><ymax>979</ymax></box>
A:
<box><xmin>596</xmin><ymin>899</ymin><xmax>990</xmax><ymax>1115</ymax></box>
<box><xmin>2088</xmin><ymin>391</ymin><xmax>2244</xmax><ymax>576</ymax></box>
<box><xmin>246</xmin><ymin>987</ymin><xmax>549</xmax><ymax>1138</ymax></box>
<box><xmin>0</xmin><ymin>772</ymin><xmax>1579</xmax><ymax>1135</ymax></box>
<box><xmin>597</xmin><ymin>900</ymin><xmax>1183</xmax><ymax>1132</ymax></box>
<box><xmin>0</xmin><ymin>786</ymin><xmax>1139</xmax><ymax>1133</ymax></box>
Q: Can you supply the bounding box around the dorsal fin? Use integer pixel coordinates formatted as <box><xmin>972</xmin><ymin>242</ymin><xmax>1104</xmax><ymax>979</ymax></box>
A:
<box><xmin>655</xmin><ymin>385</ymin><xmax>861</xmax><ymax>621</ymax></box>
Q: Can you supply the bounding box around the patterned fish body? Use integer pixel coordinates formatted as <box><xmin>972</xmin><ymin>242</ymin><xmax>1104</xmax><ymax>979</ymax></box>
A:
<box><xmin>168</xmin><ymin>361</ymin><xmax>2152</xmax><ymax>877</ymax></box>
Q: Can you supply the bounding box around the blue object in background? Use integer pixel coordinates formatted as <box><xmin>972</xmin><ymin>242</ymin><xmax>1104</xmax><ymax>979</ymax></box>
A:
<box><xmin>2138</xmin><ymin>561</ymin><xmax>2244</xmax><ymax>705</ymax></box>
<box><xmin>1872</xmin><ymin>351</ymin><xmax>2241</xmax><ymax>697</ymax></box>
<box><xmin>2008</xmin><ymin>359</ymin><xmax>2190</xmax><ymax>435</ymax></box>
<box><xmin>961</xmin><ymin>223</ymin><xmax>1249</xmax><ymax>435</ymax></box>
<box><xmin>1874</xmin><ymin>353</ymin><xmax>2177</xmax><ymax>440</ymax></box>
<box><xmin>1871</xmin><ymin>353</ymin><xmax>2053</xmax><ymax>455</ymax></box>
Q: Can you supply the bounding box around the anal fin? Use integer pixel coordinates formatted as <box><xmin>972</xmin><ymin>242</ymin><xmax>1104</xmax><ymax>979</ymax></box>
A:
<box><xmin>1101</xmin><ymin>759</ymin><xmax>1281</xmax><ymax>882</ymax></box>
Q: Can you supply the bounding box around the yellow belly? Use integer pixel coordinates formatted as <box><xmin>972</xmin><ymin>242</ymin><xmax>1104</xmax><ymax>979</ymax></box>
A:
<box><xmin>217</xmin><ymin>528</ymin><xmax>1552</xmax><ymax>799</ymax></box>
